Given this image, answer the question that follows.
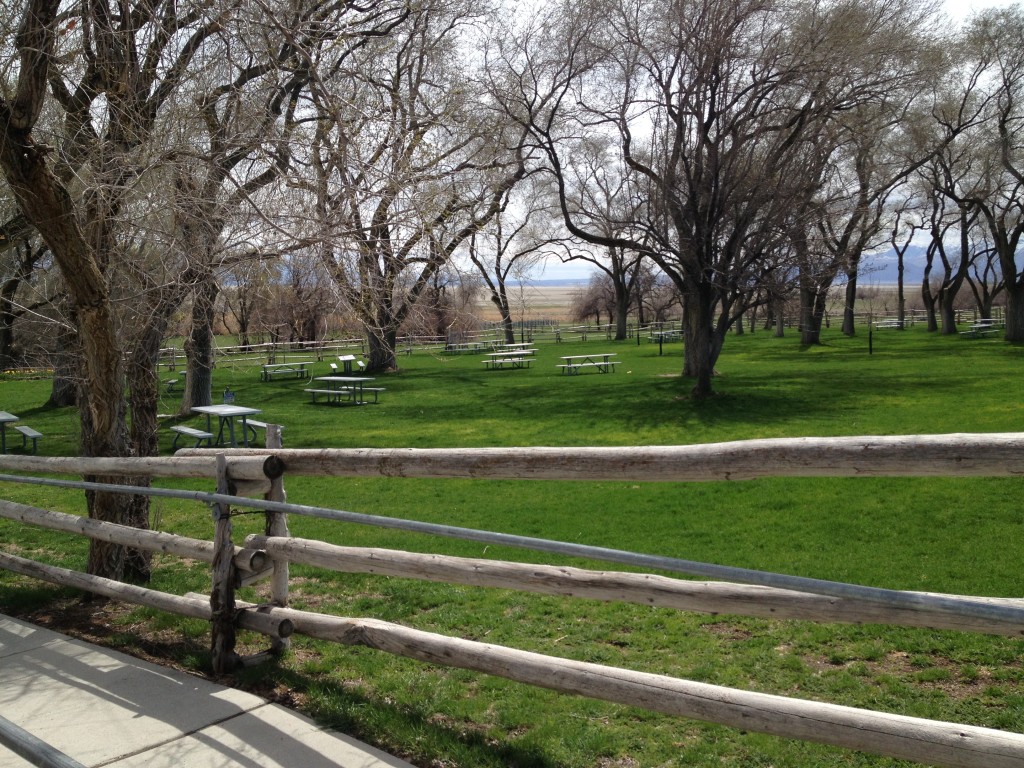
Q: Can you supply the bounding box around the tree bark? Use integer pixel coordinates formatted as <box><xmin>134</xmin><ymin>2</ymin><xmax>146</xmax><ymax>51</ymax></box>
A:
<box><xmin>182</xmin><ymin>274</ymin><xmax>218</xmax><ymax>412</ymax></box>
<box><xmin>682</xmin><ymin>286</ymin><xmax>719</xmax><ymax>399</ymax></box>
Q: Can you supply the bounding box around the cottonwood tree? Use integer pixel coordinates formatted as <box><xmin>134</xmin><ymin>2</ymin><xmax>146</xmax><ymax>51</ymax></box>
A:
<box><xmin>943</xmin><ymin>7</ymin><xmax>1024</xmax><ymax>340</ymax></box>
<box><xmin>293</xmin><ymin>0</ymin><xmax>526</xmax><ymax>371</ymax></box>
<box><xmin>818</xmin><ymin>98</ymin><xmax>943</xmax><ymax>337</ymax></box>
<box><xmin>0</xmin><ymin>0</ymin><xmax>335</xmax><ymax>580</ymax></box>
<box><xmin>918</xmin><ymin>148</ymin><xmax>983</xmax><ymax>333</ymax></box>
<box><xmin>550</xmin><ymin>136</ymin><xmax>645</xmax><ymax>340</ymax></box>
<box><xmin>497</xmin><ymin>0</ymin><xmax>942</xmax><ymax>397</ymax></box>
<box><xmin>887</xmin><ymin>197</ymin><xmax>925</xmax><ymax>329</ymax></box>
<box><xmin>467</xmin><ymin>177</ymin><xmax>551</xmax><ymax>344</ymax></box>
<box><xmin>0</xmin><ymin>0</ymin><xmax>256</xmax><ymax>580</ymax></box>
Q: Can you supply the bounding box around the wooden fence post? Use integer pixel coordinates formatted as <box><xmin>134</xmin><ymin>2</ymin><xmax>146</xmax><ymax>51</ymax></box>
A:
<box><xmin>210</xmin><ymin>454</ymin><xmax>238</xmax><ymax>673</ymax></box>
<box><xmin>265</xmin><ymin>424</ymin><xmax>290</xmax><ymax>655</ymax></box>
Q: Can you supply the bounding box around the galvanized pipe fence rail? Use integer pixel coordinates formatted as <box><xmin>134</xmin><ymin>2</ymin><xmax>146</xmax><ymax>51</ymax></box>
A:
<box><xmin>1</xmin><ymin>434</ymin><xmax>1024</xmax><ymax>767</ymax></box>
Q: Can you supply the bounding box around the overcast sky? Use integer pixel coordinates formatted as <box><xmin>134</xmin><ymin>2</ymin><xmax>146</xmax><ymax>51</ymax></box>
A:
<box><xmin>944</xmin><ymin>0</ymin><xmax>1018</xmax><ymax>23</ymax></box>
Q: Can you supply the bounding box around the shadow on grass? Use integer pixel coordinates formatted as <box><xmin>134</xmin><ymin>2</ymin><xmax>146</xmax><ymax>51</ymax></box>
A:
<box><xmin>241</xmin><ymin>664</ymin><xmax>561</xmax><ymax>768</ymax></box>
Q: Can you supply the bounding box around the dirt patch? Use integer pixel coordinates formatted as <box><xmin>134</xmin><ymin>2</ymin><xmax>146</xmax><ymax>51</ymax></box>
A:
<box><xmin>802</xmin><ymin>649</ymin><xmax>1018</xmax><ymax>700</ymax></box>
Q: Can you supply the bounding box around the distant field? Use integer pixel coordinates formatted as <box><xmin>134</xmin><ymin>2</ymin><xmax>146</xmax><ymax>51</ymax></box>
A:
<box><xmin>473</xmin><ymin>282</ymin><xmax>583</xmax><ymax>323</ymax></box>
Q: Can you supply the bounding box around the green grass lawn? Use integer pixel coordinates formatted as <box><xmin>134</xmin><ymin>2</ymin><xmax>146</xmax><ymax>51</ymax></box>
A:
<box><xmin>2</xmin><ymin>326</ymin><xmax>1023</xmax><ymax>767</ymax></box>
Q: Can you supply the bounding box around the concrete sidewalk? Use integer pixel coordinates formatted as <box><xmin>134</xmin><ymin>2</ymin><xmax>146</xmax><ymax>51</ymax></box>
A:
<box><xmin>0</xmin><ymin>615</ymin><xmax>415</xmax><ymax>768</ymax></box>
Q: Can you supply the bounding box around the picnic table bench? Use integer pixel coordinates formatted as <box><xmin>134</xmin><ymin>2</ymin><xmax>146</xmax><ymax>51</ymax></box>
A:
<box><xmin>557</xmin><ymin>353</ymin><xmax>618</xmax><ymax>375</ymax></box>
<box><xmin>261</xmin><ymin>361</ymin><xmax>315</xmax><ymax>381</ymax></box>
<box><xmin>165</xmin><ymin>370</ymin><xmax>186</xmax><ymax>393</ymax></box>
<box><xmin>446</xmin><ymin>341</ymin><xmax>492</xmax><ymax>354</ymax></box>
<box><xmin>0</xmin><ymin>411</ymin><xmax>19</xmax><ymax>453</ymax></box>
<box><xmin>336</xmin><ymin>354</ymin><xmax>366</xmax><ymax>373</ymax></box>
<box><xmin>170</xmin><ymin>424</ymin><xmax>214</xmax><ymax>449</ymax></box>
<box><xmin>483</xmin><ymin>357</ymin><xmax>533</xmax><ymax>369</ymax></box>
<box><xmin>648</xmin><ymin>329</ymin><xmax>682</xmax><ymax>342</ymax></box>
<box><xmin>306</xmin><ymin>376</ymin><xmax>383</xmax><ymax>405</ymax></box>
<box><xmin>14</xmin><ymin>425</ymin><xmax>42</xmax><ymax>454</ymax></box>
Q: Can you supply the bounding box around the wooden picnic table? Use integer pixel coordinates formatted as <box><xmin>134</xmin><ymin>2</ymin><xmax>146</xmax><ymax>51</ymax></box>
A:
<box><xmin>336</xmin><ymin>354</ymin><xmax>363</xmax><ymax>373</ymax></box>
<box><xmin>190</xmin><ymin>404</ymin><xmax>262</xmax><ymax>447</ymax></box>
<box><xmin>0</xmin><ymin>411</ymin><xmax>18</xmax><ymax>454</ymax></box>
<box><xmin>557</xmin><ymin>353</ymin><xmax>618</xmax><ymax>375</ymax></box>
<box><xmin>306</xmin><ymin>376</ymin><xmax>383</xmax><ymax>405</ymax></box>
<box><xmin>261</xmin><ymin>360</ymin><xmax>315</xmax><ymax>381</ymax></box>
<box><xmin>961</xmin><ymin>320</ymin><xmax>1003</xmax><ymax>338</ymax></box>
<box><xmin>649</xmin><ymin>329</ymin><xmax>682</xmax><ymax>342</ymax></box>
<box><xmin>482</xmin><ymin>349</ymin><xmax>536</xmax><ymax>370</ymax></box>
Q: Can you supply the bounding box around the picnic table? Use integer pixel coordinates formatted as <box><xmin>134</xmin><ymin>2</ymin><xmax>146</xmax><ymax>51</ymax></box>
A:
<box><xmin>260</xmin><ymin>360</ymin><xmax>315</xmax><ymax>381</ymax></box>
<box><xmin>189</xmin><ymin>404</ymin><xmax>262</xmax><ymax>448</ymax></box>
<box><xmin>496</xmin><ymin>342</ymin><xmax>533</xmax><ymax>351</ymax></box>
<box><xmin>336</xmin><ymin>354</ymin><xmax>363</xmax><ymax>374</ymax></box>
<box><xmin>482</xmin><ymin>349</ymin><xmax>536</xmax><ymax>370</ymax></box>
<box><xmin>557</xmin><ymin>353</ymin><xmax>618</xmax><ymax>375</ymax></box>
<box><xmin>960</xmin><ymin>320</ymin><xmax>1002</xmax><ymax>338</ymax></box>
<box><xmin>306</xmin><ymin>376</ymin><xmax>383</xmax><ymax>405</ymax></box>
<box><xmin>446</xmin><ymin>341</ymin><xmax>492</xmax><ymax>354</ymax></box>
<box><xmin>0</xmin><ymin>411</ymin><xmax>18</xmax><ymax>453</ymax></box>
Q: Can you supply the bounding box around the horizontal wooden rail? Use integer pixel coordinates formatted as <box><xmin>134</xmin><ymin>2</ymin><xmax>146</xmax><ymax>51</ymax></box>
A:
<box><xmin>0</xmin><ymin>454</ymin><xmax>281</xmax><ymax>480</ymax></box>
<box><xmin>0</xmin><ymin>456</ymin><xmax>284</xmax><ymax>481</ymax></box>
<box><xmin>0</xmin><ymin>552</ymin><xmax>291</xmax><ymax>639</ymax></box>
<box><xmin>2</xmin><ymin>435</ymin><xmax>1020</xmax><ymax>482</ymax></box>
<box><xmin>176</xmin><ymin>433</ymin><xmax>1024</xmax><ymax>480</ymax></box>
<box><xmin>244</xmin><ymin>535</ymin><xmax>1024</xmax><ymax>636</ymax></box>
<box><xmin>202</xmin><ymin>600</ymin><xmax>1024</xmax><ymax>768</ymax></box>
<box><xmin>0</xmin><ymin>500</ymin><xmax>266</xmax><ymax>573</ymax></box>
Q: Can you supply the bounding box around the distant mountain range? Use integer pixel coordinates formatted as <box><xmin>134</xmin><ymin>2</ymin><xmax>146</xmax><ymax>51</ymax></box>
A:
<box><xmin>520</xmin><ymin>245</ymin><xmax>936</xmax><ymax>289</ymax></box>
<box><xmin>861</xmin><ymin>245</ymin><xmax>930</xmax><ymax>287</ymax></box>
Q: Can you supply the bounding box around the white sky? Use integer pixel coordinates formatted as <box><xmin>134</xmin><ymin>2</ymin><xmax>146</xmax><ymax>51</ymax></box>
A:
<box><xmin>943</xmin><ymin>0</ymin><xmax>1018</xmax><ymax>23</ymax></box>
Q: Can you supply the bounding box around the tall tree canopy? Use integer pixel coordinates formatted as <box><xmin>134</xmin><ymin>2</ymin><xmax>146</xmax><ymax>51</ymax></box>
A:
<box><xmin>496</xmin><ymin>0</ymin><xmax>943</xmax><ymax>396</ymax></box>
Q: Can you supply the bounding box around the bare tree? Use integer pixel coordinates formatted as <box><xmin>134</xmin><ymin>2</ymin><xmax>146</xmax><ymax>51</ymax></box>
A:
<box><xmin>293</xmin><ymin>0</ymin><xmax>526</xmax><ymax>371</ymax></box>
<box><xmin>552</xmin><ymin>136</ymin><xmax>645</xmax><ymax>340</ymax></box>
<box><xmin>944</xmin><ymin>7</ymin><xmax>1024</xmax><ymax>340</ymax></box>
<box><xmin>0</xmin><ymin>0</ymin><xmax>252</xmax><ymax>580</ymax></box>
<box><xmin>497</xmin><ymin>0</ymin><xmax>942</xmax><ymax>397</ymax></box>
<box><xmin>467</xmin><ymin>178</ymin><xmax>550</xmax><ymax>344</ymax></box>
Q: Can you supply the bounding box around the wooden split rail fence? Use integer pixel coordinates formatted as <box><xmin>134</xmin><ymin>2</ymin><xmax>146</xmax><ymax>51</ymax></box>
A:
<box><xmin>2</xmin><ymin>434</ymin><xmax>1024</xmax><ymax>768</ymax></box>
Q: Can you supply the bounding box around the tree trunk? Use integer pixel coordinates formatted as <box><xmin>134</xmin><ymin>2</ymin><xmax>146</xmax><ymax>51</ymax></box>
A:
<box><xmin>614</xmin><ymin>280</ymin><xmax>629</xmax><ymax>340</ymax></box>
<box><xmin>1004</xmin><ymin>280</ymin><xmax>1024</xmax><ymax>341</ymax></box>
<box><xmin>367</xmin><ymin>327</ymin><xmax>398</xmax><ymax>371</ymax></box>
<box><xmin>842</xmin><ymin>275</ymin><xmax>858</xmax><ymax>336</ymax></box>
<box><xmin>182</xmin><ymin>276</ymin><xmax>218</xmax><ymax>413</ymax></box>
<box><xmin>938</xmin><ymin>294</ymin><xmax>957</xmax><ymax>335</ymax></box>
<box><xmin>897</xmin><ymin>252</ymin><xmax>906</xmax><ymax>328</ymax></box>
<box><xmin>799</xmin><ymin>284</ymin><xmax>823</xmax><ymax>345</ymax></box>
<box><xmin>682</xmin><ymin>287</ymin><xmax>718</xmax><ymax>399</ymax></box>
<box><xmin>922</xmin><ymin>277</ymin><xmax>938</xmax><ymax>332</ymax></box>
<box><xmin>47</xmin><ymin>314</ymin><xmax>79</xmax><ymax>407</ymax></box>
<box><xmin>491</xmin><ymin>290</ymin><xmax>515</xmax><ymax>344</ymax></box>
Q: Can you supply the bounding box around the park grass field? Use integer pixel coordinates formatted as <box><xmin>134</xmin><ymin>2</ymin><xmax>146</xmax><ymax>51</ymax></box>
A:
<box><xmin>1</xmin><ymin>324</ymin><xmax>1023</xmax><ymax>767</ymax></box>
